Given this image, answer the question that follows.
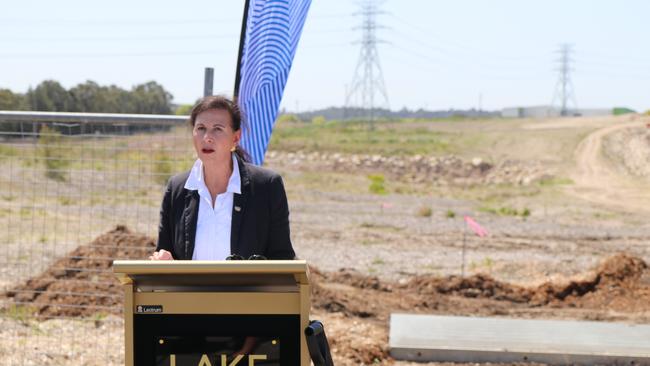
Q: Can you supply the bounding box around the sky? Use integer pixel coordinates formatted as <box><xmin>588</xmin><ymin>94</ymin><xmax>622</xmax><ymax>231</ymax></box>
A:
<box><xmin>1</xmin><ymin>0</ymin><xmax>649</xmax><ymax>112</ymax></box>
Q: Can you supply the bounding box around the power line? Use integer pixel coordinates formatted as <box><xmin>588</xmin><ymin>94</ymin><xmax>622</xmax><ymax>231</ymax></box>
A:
<box><xmin>345</xmin><ymin>0</ymin><xmax>389</xmax><ymax>128</ymax></box>
<box><xmin>0</xmin><ymin>13</ymin><xmax>353</xmax><ymax>27</ymax></box>
<box><xmin>0</xmin><ymin>28</ymin><xmax>350</xmax><ymax>43</ymax></box>
<box><xmin>0</xmin><ymin>49</ymin><xmax>225</xmax><ymax>59</ymax></box>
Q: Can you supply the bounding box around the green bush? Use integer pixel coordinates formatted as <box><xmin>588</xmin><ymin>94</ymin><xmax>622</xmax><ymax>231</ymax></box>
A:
<box><xmin>311</xmin><ymin>115</ymin><xmax>327</xmax><ymax>125</ymax></box>
<box><xmin>152</xmin><ymin>150</ymin><xmax>173</xmax><ymax>185</ymax></box>
<box><xmin>368</xmin><ymin>174</ymin><xmax>387</xmax><ymax>195</ymax></box>
<box><xmin>277</xmin><ymin>113</ymin><xmax>301</xmax><ymax>124</ymax></box>
<box><xmin>175</xmin><ymin>104</ymin><xmax>193</xmax><ymax>116</ymax></box>
<box><xmin>38</xmin><ymin>125</ymin><xmax>69</xmax><ymax>182</ymax></box>
<box><xmin>612</xmin><ymin>107</ymin><xmax>636</xmax><ymax>115</ymax></box>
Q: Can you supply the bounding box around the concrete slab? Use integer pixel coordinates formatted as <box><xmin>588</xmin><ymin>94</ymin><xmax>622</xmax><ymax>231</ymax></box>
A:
<box><xmin>389</xmin><ymin>314</ymin><xmax>650</xmax><ymax>365</ymax></box>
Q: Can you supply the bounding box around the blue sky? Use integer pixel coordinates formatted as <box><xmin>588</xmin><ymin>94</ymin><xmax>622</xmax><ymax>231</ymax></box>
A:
<box><xmin>1</xmin><ymin>0</ymin><xmax>649</xmax><ymax>111</ymax></box>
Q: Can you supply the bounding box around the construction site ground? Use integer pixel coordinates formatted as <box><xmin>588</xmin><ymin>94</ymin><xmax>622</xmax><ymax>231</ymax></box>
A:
<box><xmin>3</xmin><ymin>114</ymin><xmax>650</xmax><ymax>365</ymax></box>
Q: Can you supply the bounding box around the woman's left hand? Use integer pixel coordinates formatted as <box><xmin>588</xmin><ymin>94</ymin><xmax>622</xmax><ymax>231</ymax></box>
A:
<box><xmin>149</xmin><ymin>249</ymin><xmax>173</xmax><ymax>260</ymax></box>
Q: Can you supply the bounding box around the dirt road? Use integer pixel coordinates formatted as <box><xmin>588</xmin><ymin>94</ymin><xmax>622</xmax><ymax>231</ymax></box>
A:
<box><xmin>568</xmin><ymin>120</ymin><xmax>650</xmax><ymax>213</ymax></box>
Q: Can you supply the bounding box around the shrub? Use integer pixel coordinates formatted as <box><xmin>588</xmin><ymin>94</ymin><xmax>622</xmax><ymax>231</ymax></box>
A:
<box><xmin>311</xmin><ymin>115</ymin><xmax>327</xmax><ymax>125</ymax></box>
<box><xmin>277</xmin><ymin>114</ymin><xmax>300</xmax><ymax>124</ymax></box>
<box><xmin>175</xmin><ymin>104</ymin><xmax>193</xmax><ymax>115</ymax></box>
<box><xmin>479</xmin><ymin>205</ymin><xmax>531</xmax><ymax>218</ymax></box>
<box><xmin>152</xmin><ymin>150</ymin><xmax>173</xmax><ymax>185</ymax></box>
<box><xmin>38</xmin><ymin>125</ymin><xmax>69</xmax><ymax>182</ymax></box>
<box><xmin>368</xmin><ymin>174</ymin><xmax>387</xmax><ymax>195</ymax></box>
<box><xmin>417</xmin><ymin>206</ymin><xmax>432</xmax><ymax>217</ymax></box>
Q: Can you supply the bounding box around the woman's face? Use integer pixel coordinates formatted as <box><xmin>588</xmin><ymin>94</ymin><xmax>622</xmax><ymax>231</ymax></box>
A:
<box><xmin>192</xmin><ymin>108</ymin><xmax>241</xmax><ymax>166</ymax></box>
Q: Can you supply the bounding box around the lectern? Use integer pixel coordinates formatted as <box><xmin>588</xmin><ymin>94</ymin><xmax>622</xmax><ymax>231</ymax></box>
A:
<box><xmin>113</xmin><ymin>260</ymin><xmax>310</xmax><ymax>366</ymax></box>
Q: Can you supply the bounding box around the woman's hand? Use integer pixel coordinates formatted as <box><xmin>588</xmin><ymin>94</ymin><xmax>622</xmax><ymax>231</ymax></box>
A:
<box><xmin>149</xmin><ymin>249</ymin><xmax>174</xmax><ymax>260</ymax></box>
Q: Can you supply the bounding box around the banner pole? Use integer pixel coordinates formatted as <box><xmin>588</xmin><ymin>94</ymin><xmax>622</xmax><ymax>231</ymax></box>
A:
<box><xmin>233</xmin><ymin>0</ymin><xmax>252</xmax><ymax>99</ymax></box>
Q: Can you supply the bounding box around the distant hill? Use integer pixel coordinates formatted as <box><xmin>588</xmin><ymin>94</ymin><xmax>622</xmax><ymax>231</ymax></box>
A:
<box><xmin>288</xmin><ymin>106</ymin><xmax>499</xmax><ymax>121</ymax></box>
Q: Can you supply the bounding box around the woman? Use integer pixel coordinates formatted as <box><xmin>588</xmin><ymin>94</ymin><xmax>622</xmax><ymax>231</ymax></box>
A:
<box><xmin>150</xmin><ymin>95</ymin><xmax>295</xmax><ymax>260</ymax></box>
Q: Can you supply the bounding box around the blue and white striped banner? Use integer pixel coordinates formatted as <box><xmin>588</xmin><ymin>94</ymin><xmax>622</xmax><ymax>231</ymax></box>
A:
<box><xmin>237</xmin><ymin>0</ymin><xmax>311</xmax><ymax>165</ymax></box>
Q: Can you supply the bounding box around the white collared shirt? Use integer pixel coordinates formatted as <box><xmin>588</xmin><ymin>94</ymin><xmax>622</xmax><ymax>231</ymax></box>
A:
<box><xmin>184</xmin><ymin>154</ymin><xmax>241</xmax><ymax>260</ymax></box>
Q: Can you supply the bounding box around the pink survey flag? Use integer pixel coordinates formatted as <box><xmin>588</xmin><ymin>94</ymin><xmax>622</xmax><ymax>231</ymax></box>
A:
<box><xmin>464</xmin><ymin>216</ymin><xmax>488</xmax><ymax>237</ymax></box>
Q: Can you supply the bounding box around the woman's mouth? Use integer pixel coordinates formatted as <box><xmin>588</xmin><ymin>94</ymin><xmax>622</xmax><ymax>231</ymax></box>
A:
<box><xmin>201</xmin><ymin>148</ymin><xmax>215</xmax><ymax>154</ymax></box>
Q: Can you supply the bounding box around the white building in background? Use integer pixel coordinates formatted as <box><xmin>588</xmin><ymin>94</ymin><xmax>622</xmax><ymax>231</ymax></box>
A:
<box><xmin>501</xmin><ymin>105</ymin><xmax>612</xmax><ymax>118</ymax></box>
<box><xmin>501</xmin><ymin>105</ymin><xmax>559</xmax><ymax>118</ymax></box>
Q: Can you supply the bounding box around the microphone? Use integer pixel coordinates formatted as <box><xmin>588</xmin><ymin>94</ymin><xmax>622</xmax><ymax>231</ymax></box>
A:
<box><xmin>225</xmin><ymin>254</ymin><xmax>244</xmax><ymax>260</ymax></box>
<box><xmin>247</xmin><ymin>254</ymin><xmax>267</xmax><ymax>260</ymax></box>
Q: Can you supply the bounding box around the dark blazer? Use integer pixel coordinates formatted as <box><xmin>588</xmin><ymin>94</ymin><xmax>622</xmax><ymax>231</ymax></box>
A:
<box><xmin>155</xmin><ymin>156</ymin><xmax>295</xmax><ymax>260</ymax></box>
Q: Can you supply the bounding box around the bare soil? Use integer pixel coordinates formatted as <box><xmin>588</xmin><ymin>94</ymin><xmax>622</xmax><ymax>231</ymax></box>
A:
<box><xmin>3</xmin><ymin>226</ymin><xmax>650</xmax><ymax>365</ymax></box>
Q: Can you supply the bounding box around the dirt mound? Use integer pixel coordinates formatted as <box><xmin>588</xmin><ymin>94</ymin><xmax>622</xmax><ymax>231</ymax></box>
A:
<box><xmin>309</xmin><ymin>254</ymin><xmax>650</xmax><ymax>321</ymax></box>
<box><xmin>4</xmin><ymin>225</ymin><xmax>154</xmax><ymax>317</ymax></box>
<box><xmin>603</xmin><ymin>126</ymin><xmax>650</xmax><ymax>178</ymax></box>
<box><xmin>547</xmin><ymin>253</ymin><xmax>650</xmax><ymax>312</ymax></box>
<box><xmin>266</xmin><ymin>151</ymin><xmax>552</xmax><ymax>186</ymax></box>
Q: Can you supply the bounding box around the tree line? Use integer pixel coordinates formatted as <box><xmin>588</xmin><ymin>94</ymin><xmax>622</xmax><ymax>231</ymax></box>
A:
<box><xmin>0</xmin><ymin>80</ymin><xmax>174</xmax><ymax>114</ymax></box>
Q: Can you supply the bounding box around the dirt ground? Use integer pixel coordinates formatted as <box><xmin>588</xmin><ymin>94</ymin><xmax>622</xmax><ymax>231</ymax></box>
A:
<box><xmin>3</xmin><ymin>226</ymin><xmax>650</xmax><ymax>366</ymax></box>
<box><xmin>2</xmin><ymin>115</ymin><xmax>650</xmax><ymax>365</ymax></box>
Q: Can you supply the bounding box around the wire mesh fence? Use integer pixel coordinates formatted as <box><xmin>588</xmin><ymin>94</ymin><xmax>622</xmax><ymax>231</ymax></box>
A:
<box><xmin>0</xmin><ymin>114</ymin><xmax>194</xmax><ymax>365</ymax></box>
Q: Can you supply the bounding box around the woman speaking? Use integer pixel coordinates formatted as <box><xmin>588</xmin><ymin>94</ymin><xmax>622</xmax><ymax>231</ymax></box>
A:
<box><xmin>150</xmin><ymin>95</ymin><xmax>295</xmax><ymax>261</ymax></box>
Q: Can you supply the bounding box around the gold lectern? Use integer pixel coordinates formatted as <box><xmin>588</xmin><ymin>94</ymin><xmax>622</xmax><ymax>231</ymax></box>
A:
<box><xmin>113</xmin><ymin>260</ymin><xmax>310</xmax><ymax>366</ymax></box>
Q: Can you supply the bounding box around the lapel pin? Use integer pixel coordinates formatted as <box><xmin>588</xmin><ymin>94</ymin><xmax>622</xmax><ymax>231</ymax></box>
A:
<box><xmin>234</xmin><ymin>206</ymin><xmax>241</xmax><ymax>212</ymax></box>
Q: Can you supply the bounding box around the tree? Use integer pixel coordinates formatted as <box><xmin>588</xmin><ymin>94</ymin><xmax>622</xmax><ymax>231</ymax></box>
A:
<box><xmin>26</xmin><ymin>80</ymin><xmax>72</xmax><ymax>111</ymax></box>
<box><xmin>0</xmin><ymin>89</ymin><xmax>26</xmax><ymax>110</ymax></box>
<box><xmin>69</xmin><ymin>80</ymin><xmax>103</xmax><ymax>112</ymax></box>
<box><xmin>103</xmin><ymin>85</ymin><xmax>134</xmax><ymax>113</ymax></box>
<box><xmin>131</xmin><ymin>81</ymin><xmax>173</xmax><ymax>114</ymax></box>
<box><xmin>6</xmin><ymin>79</ymin><xmax>176</xmax><ymax>114</ymax></box>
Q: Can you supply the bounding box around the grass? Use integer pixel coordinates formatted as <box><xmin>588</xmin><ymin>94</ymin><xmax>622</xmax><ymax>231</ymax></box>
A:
<box><xmin>1</xmin><ymin>304</ymin><xmax>37</xmax><ymax>325</ymax></box>
<box><xmin>270</xmin><ymin>120</ymin><xmax>455</xmax><ymax>156</ymax></box>
<box><xmin>538</xmin><ymin>176</ymin><xmax>574</xmax><ymax>187</ymax></box>
<box><xmin>0</xmin><ymin>144</ymin><xmax>18</xmax><ymax>159</ymax></box>
<box><xmin>284</xmin><ymin>171</ymin><xmax>369</xmax><ymax>196</ymax></box>
<box><xmin>479</xmin><ymin>205</ymin><xmax>531</xmax><ymax>217</ymax></box>
<box><xmin>359</xmin><ymin>222</ymin><xmax>403</xmax><ymax>231</ymax></box>
<box><xmin>152</xmin><ymin>150</ymin><xmax>175</xmax><ymax>185</ymax></box>
<box><xmin>267</xmin><ymin>116</ymin><xmax>594</xmax><ymax>167</ymax></box>
<box><xmin>469</xmin><ymin>257</ymin><xmax>496</xmax><ymax>274</ymax></box>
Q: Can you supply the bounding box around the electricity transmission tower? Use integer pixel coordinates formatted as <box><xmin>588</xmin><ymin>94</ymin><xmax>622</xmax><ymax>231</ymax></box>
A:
<box><xmin>345</xmin><ymin>0</ymin><xmax>389</xmax><ymax>128</ymax></box>
<box><xmin>551</xmin><ymin>43</ymin><xmax>578</xmax><ymax>116</ymax></box>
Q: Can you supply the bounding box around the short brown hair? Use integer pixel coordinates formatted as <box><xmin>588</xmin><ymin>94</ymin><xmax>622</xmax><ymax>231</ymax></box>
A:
<box><xmin>188</xmin><ymin>95</ymin><xmax>250</xmax><ymax>162</ymax></box>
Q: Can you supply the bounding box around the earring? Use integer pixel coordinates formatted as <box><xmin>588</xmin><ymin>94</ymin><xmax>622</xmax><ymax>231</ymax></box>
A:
<box><xmin>230</xmin><ymin>145</ymin><xmax>236</xmax><ymax>152</ymax></box>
